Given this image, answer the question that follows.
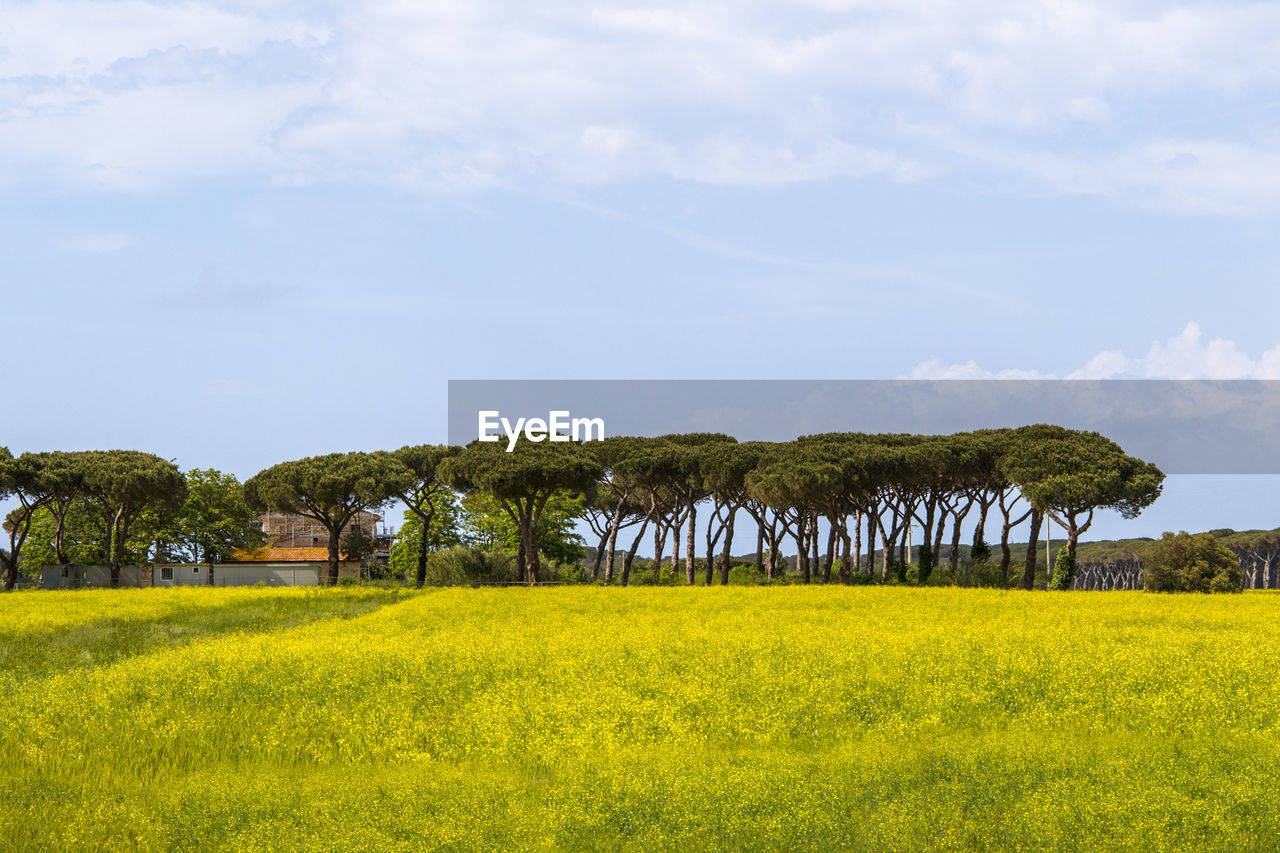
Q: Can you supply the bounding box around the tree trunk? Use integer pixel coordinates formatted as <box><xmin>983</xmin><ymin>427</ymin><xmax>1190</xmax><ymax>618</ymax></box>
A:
<box><xmin>865</xmin><ymin>510</ymin><xmax>877</xmax><ymax>577</ymax></box>
<box><xmin>603</xmin><ymin>498</ymin><xmax>625</xmax><ymax>582</ymax></box>
<box><xmin>685</xmin><ymin>502</ymin><xmax>697</xmax><ymax>585</ymax></box>
<box><xmin>415</xmin><ymin>517</ymin><xmax>430</xmax><ymax>587</ymax></box>
<box><xmin>705</xmin><ymin>516</ymin><xmax>715</xmax><ymax>587</ymax></box>
<box><xmin>716</xmin><ymin>507</ymin><xmax>737</xmax><ymax>581</ymax></box>
<box><xmin>795</xmin><ymin>515</ymin><xmax>810</xmax><ymax>584</ymax></box>
<box><xmin>604</xmin><ymin>519</ymin><xmax>620</xmax><ymax>582</ymax></box>
<box><xmin>822</xmin><ymin>523</ymin><xmax>835</xmax><ymax>584</ymax></box>
<box><xmin>671</xmin><ymin>520</ymin><xmax>681</xmax><ymax>574</ymax></box>
<box><xmin>621</xmin><ymin>519</ymin><xmax>649</xmax><ymax>587</ymax></box>
<box><xmin>999</xmin><ymin>526</ymin><xmax>1012</xmax><ymax>584</ymax></box>
<box><xmin>110</xmin><ymin>508</ymin><xmax>127</xmax><ymax>587</ymax></box>
<box><xmin>1022</xmin><ymin>510</ymin><xmax>1043</xmax><ymax>591</ymax></box>
<box><xmin>327</xmin><ymin>526</ymin><xmax>341</xmax><ymax>586</ymax></box>
<box><xmin>53</xmin><ymin>501</ymin><xmax>70</xmax><ymax>565</ymax></box>
<box><xmin>524</xmin><ymin>499</ymin><xmax>543</xmax><ymax>585</ymax></box>
<box><xmin>767</xmin><ymin>518</ymin><xmax>780</xmax><ymax>579</ymax></box>
<box><xmin>877</xmin><ymin>512</ymin><xmax>895</xmax><ymax>579</ymax></box>
<box><xmin>592</xmin><ymin>534</ymin><xmax>606</xmax><ymax>580</ymax></box>
<box><xmin>975</xmin><ymin>496</ymin><xmax>992</xmax><ymax>548</ymax></box>
<box><xmin>754</xmin><ymin>521</ymin><xmax>764</xmax><ymax>577</ymax></box>
<box><xmin>1065</xmin><ymin>526</ymin><xmax>1079</xmax><ymax>585</ymax></box>
<box><xmin>838</xmin><ymin>526</ymin><xmax>851</xmax><ymax>583</ymax></box>
<box><xmin>948</xmin><ymin>503</ymin><xmax>972</xmax><ymax>578</ymax></box>
<box><xmin>513</xmin><ymin>501</ymin><xmax>528</xmax><ymax>579</ymax></box>
<box><xmin>921</xmin><ymin>497</ymin><xmax>936</xmax><ymax>565</ymax></box>
<box><xmin>810</xmin><ymin>518</ymin><xmax>819</xmax><ymax>581</ymax></box>
<box><xmin>521</xmin><ymin>512</ymin><xmax>538</xmax><ymax>585</ymax></box>
<box><xmin>932</xmin><ymin>507</ymin><xmax>946</xmax><ymax>562</ymax></box>
<box><xmin>852</xmin><ymin>512</ymin><xmax>862</xmax><ymax>577</ymax></box>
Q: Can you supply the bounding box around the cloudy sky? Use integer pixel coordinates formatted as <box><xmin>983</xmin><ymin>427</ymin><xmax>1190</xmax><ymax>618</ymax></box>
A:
<box><xmin>6</xmin><ymin>0</ymin><xmax>1280</xmax><ymax>538</ymax></box>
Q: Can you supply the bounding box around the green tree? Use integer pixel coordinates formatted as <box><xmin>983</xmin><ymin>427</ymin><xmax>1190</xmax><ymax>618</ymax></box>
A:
<box><xmin>460</xmin><ymin>490</ymin><xmax>586</xmax><ymax>567</ymax></box>
<box><xmin>614</xmin><ymin>434</ymin><xmax>731</xmax><ymax>584</ymax></box>
<box><xmin>1</xmin><ymin>449</ymin><xmax>51</xmax><ymax>590</ymax></box>
<box><xmin>244</xmin><ymin>452</ymin><xmax>408</xmax><ymax>585</ymax></box>
<box><xmin>18</xmin><ymin>501</ymin><xmax>112</xmax><ymax>573</ymax></box>
<box><xmin>79</xmin><ymin>450</ymin><xmax>187</xmax><ymax>585</ymax></box>
<box><xmin>748</xmin><ymin>443</ymin><xmax>849</xmax><ymax>585</ymax></box>
<box><xmin>28</xmin><ymin>450</ymin><xmax>89</xmax><ymax>564</ymax></box>
<box><xmin>384</xmin><ymin>445</ymin><xmax>461</xmax><ymax>588</ymax></box>
<box><xmin>701</xmin><ymin>441</ymin><xmax>764</xmax><ymax>585</ymax></box>
<box><xmin>1003</xmin><ymin>425</ymin><xmax>1164</xmax><ymax>591</ymax></box>
<box><xmin>441</xmin><ymin>441</ymin><xmax>599</xmax><ymax>584</ymax></box>
<box><xmin>1144</xmin><ymin>531</ymin><xmax>1242</xmax><ymax>593</ymax></box>
<box><xmin>585</xmin><ymin>436</ymin><xmax>653</xmax><ymax>583</ymax></box>
<box><xmin>152</xmin><ymin>468</ymin><xmax>263</xmax><ymax>564</ymax></box>
<box><xmin>388</xmin><ymin>492</ymin><xmax>464</xmax><ymax>581</ymax></box>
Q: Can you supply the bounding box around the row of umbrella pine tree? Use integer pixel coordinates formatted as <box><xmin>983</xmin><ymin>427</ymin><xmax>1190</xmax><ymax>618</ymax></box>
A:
<box><xmin>1</xmin><ymin>424</ymin><xmax>1164</xmax><ymax>590</ymax></box>
<box><xmin>527</xmin><ymin>426</ymin><xmax>1164</xmax><ymax>589</ymax></box>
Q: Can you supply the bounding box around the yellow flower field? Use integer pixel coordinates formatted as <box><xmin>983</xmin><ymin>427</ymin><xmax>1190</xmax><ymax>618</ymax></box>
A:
<box><xmin>2</xmin><ymin>587</ymin><xmax>1278</xmax><ymax>851</ymax></box>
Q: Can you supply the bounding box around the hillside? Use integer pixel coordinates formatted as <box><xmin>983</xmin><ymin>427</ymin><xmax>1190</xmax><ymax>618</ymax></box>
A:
<box><xmin>587</xmin><ymin>526</ymin><xmax>1280</xmax><ymax>571</ymax></box>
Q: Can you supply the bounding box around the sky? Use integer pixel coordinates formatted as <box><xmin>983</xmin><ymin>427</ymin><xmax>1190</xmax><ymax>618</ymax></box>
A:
<box><xmin>5</xmin><ymin>0</ymin><xmax>1280</xmax><ymax>542</ymax></box>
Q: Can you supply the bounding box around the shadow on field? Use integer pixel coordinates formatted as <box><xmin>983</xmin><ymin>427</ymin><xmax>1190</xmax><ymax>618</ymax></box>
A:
<box><xmin>0</xmin><ymin>589</ymin><xmax>409</xmax><ymax>684</ymax></box>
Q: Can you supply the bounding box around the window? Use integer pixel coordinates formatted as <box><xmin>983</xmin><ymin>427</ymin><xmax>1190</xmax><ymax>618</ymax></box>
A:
<box><xmin>161</xmin><ymin>567</ymin><xmax>174</xmax><ymax>581</ymax></box>
<box><xmin>62</xmin><ymin>566</ymin><xmax>69</xmax><ymax>578</ymax></box>
<box><xmin>193</xmin><ymin>566</ymin><xmax>200</xmax><ymax>574</ymax></box>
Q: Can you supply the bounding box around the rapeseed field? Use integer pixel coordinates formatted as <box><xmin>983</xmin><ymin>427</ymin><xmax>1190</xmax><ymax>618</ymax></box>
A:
<box><xmin>2</xmin><ymin>587</ymin><xmax>1278</xmax><ymax>851</ymax></box>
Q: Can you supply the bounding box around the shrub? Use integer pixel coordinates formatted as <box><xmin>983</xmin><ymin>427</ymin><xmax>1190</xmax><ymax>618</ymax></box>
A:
<box><xmin>969</xmin><ymin>559</ymin><xmax>1006</xmax><ymax>589</ymax></box>
<box><xmin>916</xmin><ymin>544</ymin><xmax>934</xmax><ymax>583</ymax></box>
<box><xmin>626</xmin><ymin>562</ymin><xmax>680</xmax><ymax>586</ymax></box>
<box><xmin>922</xmin><ymin>564</ymin><xmax>954</xmax><ymax>586</ymax></box>
<box><xmin>1049</xmin><ymin>548</ymin><xmax>1076</xmax><ymax>591</ymax></box>
<box><xmin>1144</xmin><ymin>531</ymin><xmax>1242</xmax><ymax>593</ymax></box>
<box><xmin>423</xmin><ymin>547</ymin><xmax>518</xmax><ymax>585</ymax></box>
<box><xmin>727</xmin><ymin>565</ymin><xmax>760</xmax><ymax>586</ymax></box>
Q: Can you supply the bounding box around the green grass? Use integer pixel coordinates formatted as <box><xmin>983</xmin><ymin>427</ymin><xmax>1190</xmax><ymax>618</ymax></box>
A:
<box><xmin>0</xmin><ymin>587</ymin><xmax>406</xmax><ymax>684</ymax></box>
<box><xmin>2</xmin><ymin>587</ymin><xmax>1278</xmax><ymax>851</ymax></box>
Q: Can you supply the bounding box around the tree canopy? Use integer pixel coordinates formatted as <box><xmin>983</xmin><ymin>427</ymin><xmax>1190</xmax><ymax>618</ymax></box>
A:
<box><xmin>383</xmin><ymin>445</ymin><xmax>460</xmax><ymax>588</ymax></box>
<box><xmin>1144</xmin><ymin>531</ymin><xmax>1242</xmax><ymax>593</ymax></box>
<box><xmin>244</xmin><ymin>452</ymin><xmax>407</xmax><ymax>584</ymax></box>
<box><xmin>79</xmin><ymin>450</ymin><xmax>187</xmax><ymax>585</ymax></box>
<box><xmin>441</xmin><ymin>440</ymin><xmax>600</xmax><ymax>584</ymax></box>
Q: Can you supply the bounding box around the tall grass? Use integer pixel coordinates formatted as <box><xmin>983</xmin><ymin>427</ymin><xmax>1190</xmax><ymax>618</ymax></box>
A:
<box><xmin>2</xmin><ymin>587</ymin><xmax>1277</xmax><ymax>851</ymax></box>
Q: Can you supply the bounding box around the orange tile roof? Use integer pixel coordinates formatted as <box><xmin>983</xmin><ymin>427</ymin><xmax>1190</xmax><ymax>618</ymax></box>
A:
<box><xmin>230</xmin><ymin>547</ymin><xmax>348</xmax><ymax>562</ymax></box>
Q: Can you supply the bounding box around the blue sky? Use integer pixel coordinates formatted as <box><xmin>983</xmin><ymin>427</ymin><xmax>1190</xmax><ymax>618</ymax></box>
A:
<box><xmin>5</xmin><ymin>0</ymin><xmax>1280</xmax><ymax>541</ymax></box>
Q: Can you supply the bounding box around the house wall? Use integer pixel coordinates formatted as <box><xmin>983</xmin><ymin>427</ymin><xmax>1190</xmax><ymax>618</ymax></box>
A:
<box><xmin>212</xmin><ymin>563</ymin><xmax>323</xmax><ymax>586</ymax></box>
<box><xmin>259</xmin><ymin>511</ymin><xmax>382</xmax><ymax>548</ymax></box>
<box><xmin>40</xmin><ymin>561</ymin><xmax>362</xmax><ymax>589</ymax></box>
<box><xmin>152</xmin><ymin>564</ymin><xmax>211</xmax><ymax>587</ymax></box>
<box><xmin>40</xmin><ymin>565</ymin><xmax>148</xmax><ymax>589</ymax></box>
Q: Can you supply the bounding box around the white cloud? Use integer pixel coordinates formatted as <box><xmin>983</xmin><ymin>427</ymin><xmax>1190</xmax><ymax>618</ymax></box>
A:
<box><xmin>6</xmin><ymin>1</ymin><xmax>1280</xmax><ymax>205</ymax></box>
<box><xmin>905</xmin><ymin>358</ymin><xmax>1056</xmax><ymax>380</ymax></box>
<box><xmin>909</xmin><ymin>323</ymin><xmax>1280</xmax><ymax>379</ymax></box>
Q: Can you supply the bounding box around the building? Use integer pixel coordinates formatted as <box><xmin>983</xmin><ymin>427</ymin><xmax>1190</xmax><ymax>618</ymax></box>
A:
<box><xmin>42</xmin><ymin>560</ymin><xmax>358</xmax><ymax>588</ymax></box>
<box><xmin>248</xmin><ymin>510</ymin><xmax>393</xmax><ymax>567</ymax></box>
<box><xmin>257</xmin><ymin>510</ymin><xmax>384</xmax><ymax>549</ymax></box>
<box><xmin>41</xmin><ymin>565</ymin><xmax>147</xmax><ymax>588</ymax></box>
<box><xmin>37</xmin><ymin>511</ymin><xmax>388</xmax><ymax>589</ymax></box>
